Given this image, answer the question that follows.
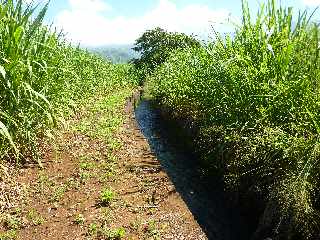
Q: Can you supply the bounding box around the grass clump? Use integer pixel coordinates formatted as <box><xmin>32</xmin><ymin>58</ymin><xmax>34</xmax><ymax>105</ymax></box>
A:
<box><xmin>97</xmin><ymin>226</ymin><xmax>125</xmax><ymax>240</ymax></box>
<box><xmin>26</xmin><ymin>209</ymin><xmax>44</xmax><ymax>226</ymax></box>
<box><xmin>74</xmin><ymin>214</ymin><xmax>85</xmax><ymax>225</ymax></box>
<box><xmin>2</xmin><ymin>215</ymin><xmax>21</xmax><ymax>231</ymax></box>
<box><xmin>87</xmin><ymin>223</ymin><xmax>98</xmax><ymax>236</ymax></box>
<box><xmin>100</xmin><ymin>188</ymin><xmax>116</xmax><ymax>206</ymax></box>
<box><xmin>49</xmin><ymin>185</ymin><xmax>66</xmax><ymax>203</ymax></box>
<box><xmin>146</xmin><ymin>0</ymin><xmax>320</xmax><ymax>238</ymax></box>
<box><xmin>0</xmin><ymin>230</ymin><xmax>17</xmax><ymax>240</ymax></box>
<box><xmin>87</xmin><ymin>224</ymin><xmax>125</xmax><ymax>240</ymax></box>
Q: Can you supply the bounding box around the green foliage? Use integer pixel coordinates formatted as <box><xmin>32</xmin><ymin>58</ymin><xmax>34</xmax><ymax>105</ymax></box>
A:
<box><xmin>0</xmin><ymin>0</ymin><xmax>137</xmax><ymax>163</ymax></box>
<box><xmin>74</xmin><ymin>214</ymin><xmax>85</xmax><ymax>225</ymax></box>
<box><xmin>132</xmin><ymin>27</ymin><xmax>200</xmax><ymax>80</ymax></box>
<box><xmin>144</xmin><ymin>220</ymin><xmax>160</xmax><ymax>238</ymax></box>
<box><xmin>3</xmin><ymin>214</ymin><xmax>21</xmax><ymax>230</ymax></box>
<box><xmin>87</xmin><ymin>223</ymin><xmax>98</xmax><ymax>236</ymax></box>
<box><xmin>73</xmin><ymin>88</ymin><xmax>133</xmax><ymax>142</ymax></box>
<box><xmin>0</xmin><ymin>229</ymin><xmax>17</xmax><ymax>240</ymax></box>
<box><xmin>49</xmin><ymin>185</ymin><xmax>66</xmax><ymax>202</ymax></box>
<box><xmin>26</xmin><ymin>209</ymin><xmax>44</xmax><ymax>226</ymax></box>
<box><xmin>79</xmin><ymin>161</ymin><xmax>96</xmax><ymax>171</ymax></box>
<box><xmin>147</xmin><ymin>0</ymin><xmax>320</xmax><ymax>238</ymax></box>
<box><xmin>98</xmin><ymin>227</ymin><xmax>125</xmax><ymax>240</ymax></box>
<box><xmin>87</xmin><ymin>222</ymin><xmax>125</xmax><ymax>240</ymax></box>
<box><xmin>100</xmin><ymin>188</ymin><xmax>115</xmax><ymax>205</ymax></box>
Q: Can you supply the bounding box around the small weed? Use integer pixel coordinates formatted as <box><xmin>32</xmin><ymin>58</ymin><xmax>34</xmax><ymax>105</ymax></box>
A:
<box><xmin>98</xmin><ymin>162</ymin><xmax>116</xmax><ymax>182</ymax></box>
<box><xmin>79</xmin><ymin>155</ymin><xmax>91</xmax><ymax>162</ymax></box>
<box><xmin>100</xmin><ymin>188</ymin><xmax>115</xmax><ymax>206</ymax></box>
<box><xmin>86</xmin><ymin>222</ymin><xmax>125</xmax><ymax>239</ymax></box>
<box><xmin>100</xmin><ymin>162</ymin><xmax>116</xmax><ymax>172</ymax></box>
<box><xmin>37</xmin><ymin>173</ymin><xmax>50</xmax><ymax>185</ymax></box>
<box><xmin>3</xmin><ymin>215</ymin><xmax>21</xmax><ymax>230</ymax></box>
<box><xmin>97</xmin><ymin>226</ymin><xmax>126</xmax><ymax>240</ymax></box>
<box><xmin>98</xmin><ymin>209</ymin><xmax>114</xmax><ymax>225</ymax></box>
<box><xmin>35</xmin><ymin>173</ymin><xmax>55</xmax><ymax>194</ymax></box>
<box><xmin>12</xmin><ymin>209</ymin><xmax>21</xmax><ymax>215</ymax></box>
<box><xmin>79</xmin><ymin>162</ymin><xmax>96</xmax><ymax>171</ymax></box>
<box><xmin>130</xmin><ymin>217</ymin><xmax>142</xmax><ymax>231</ymax></box>
<box><xmin>27</xmin><ymin>209</ymin><xmax>45</xmax><ymax>226</ymax></box>
<box><xmin>79</xmin><ymin>172</ymin><xmax>92</xmax><ymax>183</ymax></box>
<box><xmin>65</xmin><ymin>177</ymin><xmax>80</xmax><ymax>190</ymax></box>
<box><xmin>107</xmin><ymin>139</ymin><xmax>122</xmax><ymax>152</ymax></box>
<box><xmin>106</xmin><ymin>153</ymin><xmax>118</xmax><ymax>163</ymax></box>
<box><xmin>144</xmin><ymin>220</ymin><xmax>160</xmax><ymax>239</ymax></box>
<box><xmin>74</xmin><ymin>214</ymin><xmax>85</xmax><ymax>225</ymax></box>
<box><xmin>49</xmin><ymin>185</ymin><xmax>66</xmax><ymax>202</ymax></box>
<box><xmin>99</xmin><ymin>172</ymin><xmax>114</xmax><ymax>183</ymax></box>
<box><xmin>0</xmin><ymin>229</ymin><xmax>17</xmax><ymax>240</ymax></box>
<box><xmin>87</xmin><ymin>223</ymin><xmax>98</xmax><ymax>236</ymax></box>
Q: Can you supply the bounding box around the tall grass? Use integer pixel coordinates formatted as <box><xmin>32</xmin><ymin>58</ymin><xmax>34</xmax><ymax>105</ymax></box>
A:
<box><xmin>147</xmin><ymin>0</ymin><xmax>320</xmax><ymax>238</ymax></box>
<box><xmin>0</xmin><ymin>0</ymin><xmax>137</xmax><ymax>164</ymax></box>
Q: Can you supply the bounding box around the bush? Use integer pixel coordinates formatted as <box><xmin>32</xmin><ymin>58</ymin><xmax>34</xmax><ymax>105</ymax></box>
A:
<box><xmin>132</xmin><ymin>27</ymin><xmax>200</xmax><ymax>80</ymax></box>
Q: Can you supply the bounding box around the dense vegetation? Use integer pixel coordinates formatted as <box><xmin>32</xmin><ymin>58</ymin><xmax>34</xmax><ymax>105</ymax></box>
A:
<box><xmin>142</xmin><ymin>1</ymin><xmax>320</xmax><ymax>239</ymax></box>
<box><xmin>132</xmin><ymin>27</ymin><xmax>200</xmax><ymax>80</ymax></box>
<box><xmin>0</xmin><ymin>0</ymin><xmax>137</xmax><ymax>165</ymax></box>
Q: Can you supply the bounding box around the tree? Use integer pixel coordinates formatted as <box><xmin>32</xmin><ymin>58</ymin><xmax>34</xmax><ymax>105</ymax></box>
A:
<box><xmin>132</xmin><ymin>27</ymin><xmax>200</xmax><ymax>79</ymax></box>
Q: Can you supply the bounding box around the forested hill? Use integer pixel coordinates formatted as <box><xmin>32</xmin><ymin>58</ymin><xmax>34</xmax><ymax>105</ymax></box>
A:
<box><xmin>90</xmin><ymin>45</ymin><xmax>140</xmax><ymax>64</ymax></box>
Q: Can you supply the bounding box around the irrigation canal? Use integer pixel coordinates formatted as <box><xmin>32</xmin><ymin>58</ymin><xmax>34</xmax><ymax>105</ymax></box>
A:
<box><xmin>135</xmin><ymin>99</ymin><xmax>254</xmax><ymax>240</ymax></box>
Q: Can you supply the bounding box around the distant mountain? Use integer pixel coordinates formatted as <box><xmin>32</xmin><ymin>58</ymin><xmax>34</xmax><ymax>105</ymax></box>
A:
<box><xmin>89</xmin><ymin>45</ymin><xmax>140</xmax><ymax>64</ymax></box>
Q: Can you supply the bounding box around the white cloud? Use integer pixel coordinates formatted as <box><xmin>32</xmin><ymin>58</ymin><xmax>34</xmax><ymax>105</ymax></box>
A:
<box><xmin>54</xmin><ymin>0</ymin><xmax>230</xmax><ymax>46</ymax></box>
<box><xmin>303</xmin><ymin>0</ymin><xmax>320</xmax><ymax>6</ymax></box>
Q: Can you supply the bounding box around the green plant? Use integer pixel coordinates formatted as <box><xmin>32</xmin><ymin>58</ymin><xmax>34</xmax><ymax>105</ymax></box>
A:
<box><xmin>87</xmin><ymin>223</ymin><xmax>98</xmax><ymax>236</ymax></box>
<box><xmin>79</xmin><ymin>171</ymin><xmax>92</xmax><ymax>183</ymax></box>
<box><xmin>49</xmin><ymin>185</ymin><xmax>66</xmax><ymax>203</ymax></box>
<box><xmin>0</xmin><ymin>229</ymin><xmax>17</xmax><ymax>240</ymax></box>
<box><xmin>74</xmin><ymin>214</ymin><xmax>85</xmax><ymax>225</ymax></box>
<box><xmin>3</xmin><ymin>215</ymin><xmax>21</xmax><ymax>230</ymax></box>
<box><xmin>79</xmin><ymin>162</ymin><xmax>96</xmax><ymax>171</ymax></box>
<box><xmin>97</xmin><ymin>226</ymin><xmax>125</xmax><ymax>240</ymax></box>
<box><xmin>144</xmin><ymin>220</ymin><xmax>160</xmax><ymax>238</ymax></box>
<box><xmin>132</xmin><ymin>27</ymin><xmax>200</xmax><ymax>81</ymax></box>
<box><xmin>100</xmin><ymin>188</ymin><xmax>115</xmax><ymax>205</ymax></box>
<box><xmin>34</xmin><ymin>172</ymin><xmax>55</xmax><ymax>194</ymax></box>
<box><xmin>27</xmin><ymin>209</ymin><xmax>44</xmax><ymax>226</ymax></box>
<box><xmin>65</xmin><ymin>177</ymin><xmax>80</xmax><ymax>190</ymax></box>
<box><xmin>129</xmin><ymin>217</ymin><xmax>142</xmax><ymax>231</ymax></box>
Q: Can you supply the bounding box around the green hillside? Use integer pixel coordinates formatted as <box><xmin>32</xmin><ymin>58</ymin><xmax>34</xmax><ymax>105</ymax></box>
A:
<box><xmin>90</xmin><ymin>45</ymin><xmax>140</xmax><ymax>64</ymax></box>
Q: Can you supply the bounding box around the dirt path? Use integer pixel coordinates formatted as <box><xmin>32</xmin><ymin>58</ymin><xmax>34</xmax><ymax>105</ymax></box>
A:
<box><xmin>0</xmin><ymin>95</ymin><xmax>206</xmax><ymax>239</ymax></box>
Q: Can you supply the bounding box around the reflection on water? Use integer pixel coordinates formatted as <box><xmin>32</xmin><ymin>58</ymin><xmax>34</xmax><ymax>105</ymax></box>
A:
<box><xmin>135</xmin><ymin>100</ymin><xmax>252</xmax><ymax>240</ymax></box>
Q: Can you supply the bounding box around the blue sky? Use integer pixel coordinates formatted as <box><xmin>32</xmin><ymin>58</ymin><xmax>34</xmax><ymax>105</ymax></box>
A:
<box><xmin>26</xmin><ymin>0</ymin><xmax>320</xmax><ymax>46</ymax></box>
